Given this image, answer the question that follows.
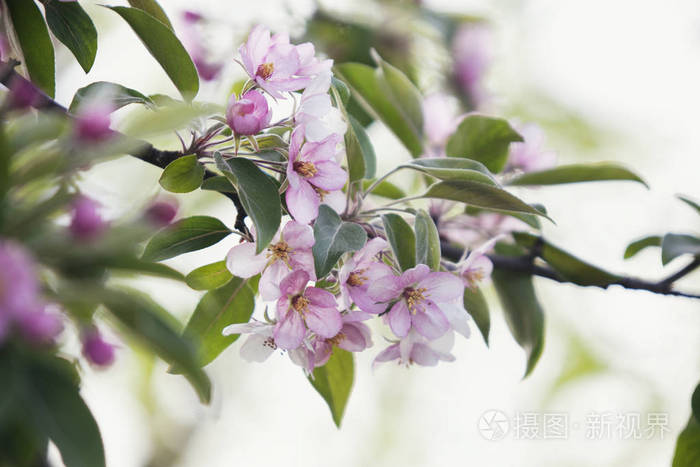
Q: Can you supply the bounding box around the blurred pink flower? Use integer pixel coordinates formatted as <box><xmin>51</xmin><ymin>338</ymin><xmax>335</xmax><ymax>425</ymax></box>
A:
<box><xmin>507</xmin><ymin>123</ymin><xmax>557</xmax><ymax>173</ymax></box>
<box><xmin>225</xmin><ymin>89</ymin><xmax>271</xmax><ymax>135</ymax></box>
<box><xmin>82</xmin><ymin>327</ymin><xmax>116</xmax><ymax>366</ymax></box>
<box><xmin>74</xmin><ymin>99</ymin><xmax>114</xmax><ymax>143</ymax></box>
<box><xmin>367</xmin><ymin>264</ymin><xmax>463</xmax><ymax>339</ymax></box>
<box><xmin>422</xmin><ymin>93</ymin><xmax>460</xmax><ymax>157</ymax></box>
<box><xmin>285</xmin><ymin>126</ymin><xmax>347</xmax><ymax>224</ymax></box>
<box><xmin>17</xmin><ymin>307</ymin><xmax>63</xmax><ymax>345</ymax></box>
<box><xmin>70</xmin><ymin>196</ymin><xmax>107</xmax><ymax>240</ymax></box>
<box><xmin>145</xmin><ymin>198</ymin><xmax>179</xmax><ymax>226</ymax></box>
<box><xmin>226</xmin><ymin>220</ymin><xmax>316</xmax><ymax>301</ymax></box>
<box><xmin>179</xmin><ymin>11</ymin><xmax>223</xmax><ymax>81</ymax></box>
<box><xmin>453</xmin><ymin>23</ymin><xmax>491</xmax><ymax>109</ymax></box>
<box><xmin>274</xmin><ymin>270</ymin><xmax>342</xmax><ymax>350</ymax></box>
<box><xmin>374</xmin><ymin>329</ymin><xmax>456</xmax><ymax>368</ymax></box>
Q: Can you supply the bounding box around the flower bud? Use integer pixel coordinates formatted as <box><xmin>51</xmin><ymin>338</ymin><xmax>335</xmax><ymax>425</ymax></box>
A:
<box><xmin>18</xmin><ymin>308</ymin><xmax>63</xmax><ymax>344</ymax></box>
<box><xmin>7</xmin><ymin>77</ymin><xmax>41</xmax><ymax>110</ymax></box>
<box><xmin>70</xmin><ymin>196</ymin><xmax>107</xmax><ymax>240</ymax></box>
<box><xmin>75</xmin><ymin>102</ymin><xmax>114</xmax><ymax>143</ymax></box>
<box><xmin>225</xmin><ymin>90</ymin><xmax>271</xmax><ymax>136</ymax></box>
<box><xmin>145</xmin><ymin>198</ymin><xmax>178</xmax><ymax>226</ymax></box>
<box><xmin>82</xmin><ymin>328</ymin><xmax>115</xmax><ymax>366</ymax></box>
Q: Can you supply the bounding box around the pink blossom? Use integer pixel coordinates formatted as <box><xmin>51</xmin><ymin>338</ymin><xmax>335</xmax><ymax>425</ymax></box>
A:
<box><xmin>374</xmin><ymin>329</ymin><xmax>456</xmax><ymax>368</ymax></box>
<box><xmin>507</xmin><ymin>123</ymin><xmax>557</xmax><ymax>173</ymax></box>
<box><xmin>145</xmin><ymin>198</ymin><xmax>178</xmax><ymax>226</ymax></box>
<box><xmin>225</xmin><ymin>90</ymin><xmax>271</xmax><ymax>136</ymax></box>
<box><xmin>7</xmin><ymin>76</ymin><xmax>41</xmax><ymax>110</ymax></box>
<box><xmin>453</xmin><ymin>23</ymin><xmax>491</xmax><ymax>109</ymax></box>
<box><xmin>75</xmin><ymin>99</ymin><xmax>114</xmax><ymax>142</ymax></box>
<box><xmin>223</xmin><ymin>320</ymin><xmax>278</xmax><ymax>362</ymax></box>
<box><xmin>179</xmin><ymin>11</ymin><xmax>223</xmax><ymax>81</ymax></box>
<box><xmin>239</xmin><ymin>25</ymin><xmax>329</xmax><ymax>98</ymax></box>
<box><xmin>70</xmin><ymin>196</ymin><xmax>107</xmax><ymax>240</ymax></box>
<box><xmin>312</xmin><ymin>312</ymin><xmax>373</xmax><ymax>367</ymax></box>
<box><xmin>17</xmin><ymin>306</ymin><xmax>64</xmax><ymax>345</ymax></box>
<box><xmin>285</xmin><ymin>127</ymin><xmax>347</xmax><ymax>224</ymax></box>
<box><xmin>0</xmin><ymin>241</ymin><xmax>39</xmax><ymax>318</ymax></box>
<box><xmin>296</xmin><ymin>72</ymin><xmax>347</xmax><ymax>142</ymax></box>
<box><xmin>226</xmin><ymin>220</ymin><xmax>316</xmax><ymax>301</ymax></box>
<box><xmin>422</xmin><ymin>93</ymin><xmax>460</xmax><ymax>158</ymax></box>
<box><xmin>274</xmin><ymin>270</ymin><xmax>342</xmax><ymax>350</ymax></box>
<box><xmin>82</xmin><ymin>327</ymin><xmax>116</xmax><ymax>366</ymax></box>
<box><xmin>338</xmin><ymin>238</ymin><xmax>393</xmax><ymax>314</ymax></box>
<box><xmin>440</xmin><ymin>212</ymin><xmax>526</xmax><ymax>247</ymax></box>
<box><xmin>457</xmin><ymin>235</ymin><xmax>504</xmax><ymax>288</ymax></box>
<box><xmin>367</xmin><ymin>264</ymin><xmax>463</xmax><ymax>339</ymax></box>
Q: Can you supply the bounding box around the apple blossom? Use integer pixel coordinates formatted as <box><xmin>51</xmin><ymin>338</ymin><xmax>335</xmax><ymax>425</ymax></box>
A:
<box><xmin>82</xmin><ymin>327</ymin><xmax>116</xmax><ymax>366</ymax></box>
<box><xmin>312</xmin><ymin>312</ymin><xmax>373</xmax><ymax>367</ymax></box>
<box><xmin>296</xmin><ymin>72</ymin><xmax>347</xmax><ymax>142</ymax></box>
<box><xmin>507</xmin><ymin>123</ymin><xmax>557</xmax><ymax>172</ymax></box>
<box><xmin>338</xmin><ymin>238</ymin><xmax>393</xmax><ymax>314</ymax></box>
<box><xmin>70</xmin><ymin>196</ymin><xmax>107</xmax><ymax>240</ymax></box>
<box><xmin>374</xmin><ymin>329</ymin><xmax>456</xmax><ymax>368</ymax></box>
<box><xmin>452</xmin><ymin>23</ymin><xmax>491</xmax><ymax>109</ymax></box>
<box><xmin>367</xmin><ymin>264</ymin><xmax>463</xmax><ymax>339</ymax></box>
<box><xmin>225</xmin><ymin>90</ymin><xmax>271</xmax><ymax>136</ymax></box>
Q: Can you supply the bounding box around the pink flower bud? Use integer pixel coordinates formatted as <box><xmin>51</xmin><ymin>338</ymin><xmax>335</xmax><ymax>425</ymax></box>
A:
<box><xmin>7</xmin><ymin>77</ymin><xmax>41</xmax><ymax>110</ymax></box>
<box><xmin>182</xmin><ymin>10</ymin><xmax>203</xmax><ymax>24</ymax></box>
<box><xmin>75</xmin><ymin>102</ymin><xmax>114</xmax><ymax>142</ymax></box>
<box><xmin>17</xmin><ymin>308</ymin><xmax>63</xmax><ymax>344</ymax></box>
<box><xmin>82</xmin><ymin>328</ymin><xmax>115</xmax><ymax>366</ymax></box>
<box><xmin>225</xmin><ymin>90</ymin><xmax>271</xmax><ymax>136</ymax></box>
<box><xmin>70</xmin><ymin>196</ymin><xmax>107</xmax><ymax>240</ymax></box>
<box><xmin>145</xmin><ymin>198</ymin><xmax>178</xmax><ymax>226</ymax></box>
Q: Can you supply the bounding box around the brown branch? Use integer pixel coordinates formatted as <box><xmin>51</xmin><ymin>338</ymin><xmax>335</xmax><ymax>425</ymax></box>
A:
<box><xmin>440</xmin><ymin>242</ymin><xmax>700</xmax><ymax>300</ymax></box>
<box><xmin>0</xmin><ymin>59</ymin><xmax>249</xmax><ymax>233</ymax></box>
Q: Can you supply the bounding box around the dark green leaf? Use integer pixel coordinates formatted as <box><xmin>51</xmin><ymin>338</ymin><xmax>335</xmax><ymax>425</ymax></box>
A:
<box><xmin>445</xmin><ymin>115</ymin><xmax>522</xmax><ymax>173</ymax></box>
<box><xmin>401</xmin><ymin>157</ymin><xmax>498</xmax><ymax>185</ymax></box>
<box><xmin>106</xmin><ymin>6</ymin><xmax>198</xmax><ymax>100</ymax></box>
<box><xmin>414</xmin><ymin>209</ymin><xmax>440</xmax><ymax>270</ymax></box>
<box><xmin>335</xmin><ymin>63</ymin><xmax>423</xmax><ymax>157</ymax></box>
<box><xmin>624</xmin><ymin>235</ymin><xmax>662</xmax><ymax>259</ymax></box>
<box><xmin>308</xmin><ymin>348</ymin><xmax>354</xmax><ymax>428</ymax></box>
<box><xmin>104</xmin><ymin>257</ymin><xmax>184</xmax><ymax>280</ymax></box>
<box><xmin>69</xmin><ymin>81</ymin><xmax>153</xmax><ymax>113</ymax></box>
<box><xmin>185</xmin><ymin>261</ymin><xmax>233</xmax><ymax>290</ymax></box>
<box><xmin>142</xmin><ymin>216</ymin><xmax>232</xmax><ymax>262</ymax></box>
<box><xmin>313</xmin><ymin>205</ymin><xmax>367</xmax><ymax>278</ymax></box>
<box><xmin>381</xmin><ymin>213</ymin><xmax>416</xmax><ymax>271</ymax></box>
<box><xmin>662</xmin><ymin>233</ymin><xmax>700</xmax><ymax>265</ymax></box>
<box><xmin>423</xmin><ymin>180</ymin><xmax>551</xmax><ymax>220</ymax></box>
<box><xmin>492</xmin><ymin>242</ymin><xmax>545</xmax><ymax>377</ymax></box>
<box><xmin>201</xmin><ymin>175</ymin><xmax>236</xmax><ymax>193</ymax></box>
<box><xmin>102</xmin><ymin>287</ymin><xmax>211</xmax><ymax>402</ymax></box>
<box><xmin>127</xmin><ymin>0</ymin><xmax>173</xmax><ymax>29</ymax></box>
<box><xmin>463</xmin><ymin>286</ymin><xmax>490</xmax><ymax>346</ymax></box>
<box><xmin>159</xmin><ymin>155</ymin><xmax>205</xmax><ymax>193</ymax></box>
<box><xmin>345</xmin><ymin>115</ymin><xmax>376</xmax><ymax>181</ymax></box>
<box><xmin>182</xmin><ymin>277</ymin><xmax>255</xmax><ymax>366</ymax></box>
<box><xmin>44</xmin><ymin>0</ymin><xmax>97</xmax><ymax>73</ymax></box>
<box><xmin>678</xmin><ymin>195</ymin><xmax>700</xmax><ymax>217</ymax></box>
<box><xmin>507</xmin><ymin>163</ymin><xmax>648</xmax><ymax>188</ymax></box>
<box><xmin>5</xmin><ymin>0</ymin><xmax>55</xmax><ymax>97</ymax></box>
<box><xmin>692</xmin><ymin>382</ymin><xmax>700</xmax><ymax>424</ymax></box>
<box><xmin>513</xmin><ymin>232</ymin><xmax>621</xmax><ymax>287</ymax></box>
<box><xmin>376</xmin><ymin>54</ymin><xmax>423</xmax><ymax>146</ymax></box>
<box><xmin>362</xmin><ymin>179</ymin><xmax>406</xmax><ymax>199</ymax></box>
<box><xmin>215</xmin><ymin>154</ymin><xmax>281</xmax><ymax>253</ymax></box>
<box><xmin>23</xmin><ymin>355</ymin><xmax>105</xmax><ymax>467</ymax></box>
<box><xmin>331</xmin><ymin>76</ymin><xmax>350</xmax><ymax>105</ymax></box>
<box><xmin>673</xmin><ymin>416</ymin><xmax>700</xmax><ymax>467</ymax></box>
<box><xmin>464</xmin><ymin>204</ymin><xmax>543</xmax><ymax>230</ymax></box>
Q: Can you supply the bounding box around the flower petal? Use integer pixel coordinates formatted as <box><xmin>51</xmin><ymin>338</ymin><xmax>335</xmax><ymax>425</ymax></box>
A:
<box><xmin>226</xmin><ymin>242</ymin><xmax>267</xmax><ymax>278</ymax></box>
<box><xmin>387</xmin><ymin>300</ymin><xmax>411</xmax><ymax>338</ymax></box>
<box><xmin>305</xmin><ymin>305</ymin><xmax>342</xmax><ymax>338</ymax></box>
<box><xmin>411</xmin><ymin>300</ymin><xmax>450</xmax><ymax>340</ymax></box>
<box><xmin>273</xmin><ymin>308</ymin><xmax>306</xmax><ymax>350</ymax></box>
<box><xmin>419</xmin><ymin>272</ymin><xmax>464</xmax><ymax>302</ymax></box>
<box><xmin>239</xmin><ymin>334</ymin><xmax>276</xmax><ymax>362</ymax></box>
<box><xmin>286</xmin><ymin>180</ymin><xmax>320</xmax><ymax>225</ymax></box>
<box><xmin>305</xmin><ymin>287</ymin><xmax>338</xmax><ymax>308</ymax></box>
<box><xmin>309</xmin><ymin>161</ymin><xmax>347</xmax><ymax>191</ymax></box>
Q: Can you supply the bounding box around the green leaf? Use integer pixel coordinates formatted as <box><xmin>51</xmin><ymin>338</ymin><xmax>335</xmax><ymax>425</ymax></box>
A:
<box><xmin>69</xmin><ymin>81</ymin><xmax>154</xmax><ymax>113</ymax></box>
<box><xmin>331</xmin><ymin>76</ymin><xmax>350</xmax><ymax>105</ymax></box>
<box><xmin>507</xmin><ymin>163</ymin><xmax>648</xmax><ymax>188</ymax></box>
<box><xmin>185</xmin><ymin>261</ymin><xmax>233</xmax><ymax>290</ymax></box>
<box><xmin>103</xmin><ymin>257</ymin><xmax>184</xmax><ymax>281</ymax></box>
<box><xmin>382</xmin><ymin>213</ymin><xmax>416</xmax><ymax>271</ymax></box>
<box><xmin>215</xmin><ymin>154</ymin><xmax>281</xmax><ymax>253</ymax></box>
<box><xmin>513</xmin><ymin>232</ymin><xmax>621</xmax><ymax>287</ymax></box>
<box><xmin>492</xmin><ymin>242</ymin><xmax>545</xmax><ymax>377</ymax></box>
<box><xmin>102</xmin><ymin>287</ymin><xmax>211</xmax><ymax>402</ymax></box>
<box><xmin>624</xmin><ymin>235</ymin><xmax>662</xmax><ymax>259</ymax></box>
<box><xmin>678</xmin><ymin>195</ymin><xmax>700</xmax><ymax>217</ymax></box>
<box><xmin>106</xmin><ymin>6</ymin><xmax>198</xmax><ymax>100</ymax></box>
<box><xmin>181</xmin><ymin>277</ymin><xmax>255</xmax><ymax>367</ymax></box>
<box><xmin>401</xmin><ymin>157</ymin><xmax>498</xmax><ymax>185</ymax></box>
<box><xmin>445</xmin><ymin>115</ymin><xmax>523</xmax><ymax>173</ymax></box>
<box><xmin>692</xmin><ymin>382</ymin><xmax>700</xmax><ymax>424</ymax></box>
<box><xmin>312</xmin><ymin>205</ymin><xmax>367</xmax><ymax>278</ymax></box>
<box><xmin>423</xmin><ymin>180</ymin><xmax>551</xmax><ymax>220</ymax></box>
<box><xmin>4</xmin><ymin>0</ymin><xmax>55</xmax><ymax>97</ymax></box>
<box><xmin>44</xmin><ymin>0</ymin><xmax>97</xmax><ymax>73</ymax></box>
<box><xmin>201</xmin><ymin>175</ymin><xmax>236</xmax><ymax>193</ymax></box>
<box><xmin>142</xmin><ymin>216</ymin><xmax>232</xmax><ymax>262</ymax></box>
<box><xmin>662</xmin><ymin>233</ymin><xmax>700</xmax><ymax>265</ymax></box>
<box><xmin>127</xmin><ymin>0</ymin><xmax>173</xmax><ymax>30</ymax></box>
<box><xmin>362</xmin><ymin>179</ymin><xmax>406</xmax><ymax>199</ymax></box>
<box><xmin>336</xmin><ymin>62</ymin><xmax>423</xmax><ymax>157</ymax></box>
<box><xmin>22</xmin><ymin>355</ymin><xmax>105</xmax><ymax>467</ymax></box>
<box><xmin>345</xmin><ymin>115</ymin><xmax>377</xmax><ymax>181</ymax></box>
<box><xmin>158</xmin><ymin>155</ymin><xmax>205</xmax><ymax>193</ymax></box>
<box><xmin>121</xmin><ymin>102</ymin><xmax>218</xmax><ymax>138</ymax></box>
<box><xmin>414</xmin><ymin>209</ymin><xmax>440</xmax><ymax>270</ymax></box>
<box><xmin>673</xmin><ymin>416</ymin><xmax>700</xmax><ymax>467</ymax></box>
<box><xmin>376</xmin><ymin>53</ymin><xmax>424</xmax><ymax>145</ymax></box>
<box><xmin>465</xmin><ymin>204</ymin><xmax>543</xmax><ymax>230</ymax></box>
<box><xmin>308</xmin><ymin>348</ymin><xmax>354</xmax><ymax>428</ymax></box>
<box><xmin>463</xmin><ymin>286</ymin><xmax>490</xmax><ymax>346</ymax></box>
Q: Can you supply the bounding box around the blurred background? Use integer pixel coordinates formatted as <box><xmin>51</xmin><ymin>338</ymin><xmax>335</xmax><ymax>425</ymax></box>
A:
<box><xmin>50</xmin><ymin>0</ymin><xmax>700</xmax><ymax>465</ymax></box>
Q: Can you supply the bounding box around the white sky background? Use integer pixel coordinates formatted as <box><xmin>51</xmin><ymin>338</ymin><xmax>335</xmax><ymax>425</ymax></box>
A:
<box><xmin>48</xmin><ymin>0</ymin><xmax>700</xmax><ymax>466</ymax></box>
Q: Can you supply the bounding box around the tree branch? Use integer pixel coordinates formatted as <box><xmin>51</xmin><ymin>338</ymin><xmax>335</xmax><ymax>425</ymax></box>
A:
<box><xmin>0</xmin><ymin>59</ymin><xmax>249</xmax><ymax>233</ymax></box>
<box><xmin>441</xmin><ymin>242</ymin><xmax>700</xmax><ymax>300</ymax></box>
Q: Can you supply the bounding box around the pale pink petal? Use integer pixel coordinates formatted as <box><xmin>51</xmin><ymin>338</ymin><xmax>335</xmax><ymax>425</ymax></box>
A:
<box><xmin>373</xmin><ymin>343</ymin><xmax>400</xmax><ymax>368</ymax></box>
<box><xmin>367</xmin><ymin>273</ymin><xmax>402</xmax><ymax>303</ymax></box>
<box><xmin>309</xmin><ymin>161</ymin><xmax>347</xmax><ymax>191</ymax></box>
<box><xmin>387</xmin><ymin>300</ymin><xmax>411</xmax><ymax>338</ymax></box>
<box><xmin>439</xmin><ymin>300</ymin><xmax>471</xmax><ymax>339</ymax></box>
<box><xmin>239</xmin><ymin>334</ymin><xmax>276</xmax><ymax>362</ymax></box>
<box><xmin>225</xmin><ymin>242</ymin><xmax>267</xmax><ymax>278</ymax></box>
<box><xmin>289</xmin><ymin>249</ymin><xmax>316</xmax><ymax>280</ymax></box>
<box><xmin>280</xmin><ymin>270</ymin><xmax>309</xmax><ymax>296</ymax></box>
<box><xmin>273</xmin><ymin>308</ymin><xmax>306</xmax><ymax>350</ymax></box>
<box><xmin>283</xmin><ymin>220</ymin><xmax>315</xmax><ymax>249</ymax></box>
<box><xmin>411</xmin><ymin>300</ymin><xmax>450</xmax><ymax>339</ymax></box>
<box><xmin>398</xmin><ymin>264</ymin><xmax>431</xmax><ymax>288</ymax></box>
<box><xmin>305</xmin><ymin>305</ymin><xmax>342</xmax><ymax>338</ymax></box>
<box><xmin>419</xmin><ymin>272</ymin><xmax>464</xmax><ymax>302</ymax></box>
<box><xmin>305</xmin><ymin>287</ymin><xmax>337</xmax><ymax>308</ymax></box>
<box><xmin>338</xmin><ymin>322</ymin><xmax>371</xmax><ymax>352</ymax></box>
<box><xmin>286</xmin><ymin>181</ymin><xmax>320</xmax><ymax>225</ymax></box>
<box><xmin>320</xmin><ymin>189</ymin><xmax>345</xmax><ymax>215</ymax></box>
<box><xmin>259</xmin><ymin>261</ymin><xmax>289</xmax><ymax>302</ymax></box>
<box><xmin>410</xmin><ymin>343</ymin><xmax>441</xmax><ymax>366</ymax></box>
<box><xmin>353</xmin><ymin>238</ymin><xmax>388</xmax><ymax>267</ymax></box>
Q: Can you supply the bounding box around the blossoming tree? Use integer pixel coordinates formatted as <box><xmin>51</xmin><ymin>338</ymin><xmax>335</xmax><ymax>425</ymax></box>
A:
<box><xmin>0</xmin><ymin>1</ymin><xmax>699</xmax><ymax>466</ymax></box>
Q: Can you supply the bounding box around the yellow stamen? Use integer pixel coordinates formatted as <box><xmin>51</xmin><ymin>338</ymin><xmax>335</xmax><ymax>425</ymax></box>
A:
<box><xmin>293</xmin><ymin>160</ymin><xmax>318</xmax><ymax>178</ymax></box>
<box><xmin>347</xmin><ymin>270</ymin><xmax>367</xmax><ymax>287</ymax></box>
<box><xmin>291</xmin><ymin>295</ymin><xmax>310</xmax><ymax>314</ymax></box>
<box><xmin>256</xmin><ymin>62</ymin><xmax>274</xmax><ymax>80</ymax></box>
<box><xmin>403</xmin><ymin>287</ymin><xmax>428</xmax><ymax>315</ymax></box>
